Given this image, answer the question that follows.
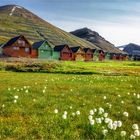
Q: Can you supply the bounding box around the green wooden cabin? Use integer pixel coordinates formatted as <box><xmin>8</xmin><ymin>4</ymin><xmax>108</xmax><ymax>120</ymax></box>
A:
<box><xmin>32</xmin><ymin>40</ymin><xmax>54</xmax><ymax>59</ymax></box>
<box><xmin>105</xmin><ymin>52</ymin><xmax>111</xmax><ymax>60</ymax></box>
<box><xmin>93</xmin><ymin>49</ymin><xmax>99</xmax><ymax>61</ymax></box>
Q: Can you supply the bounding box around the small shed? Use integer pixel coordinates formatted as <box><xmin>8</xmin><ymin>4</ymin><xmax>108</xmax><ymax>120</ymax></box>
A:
<box><xmin>53</xmin><ymin>44</ymin><xmax>72</xmax><ymax>60</ymax></box>
<box><xmin>83</xmin><ymin>48</ymin><xmax>93</xmax><ymax>61</ymax></box>
<box><xmin>32</xmin><ymin>40</ymin><xmax>54</xmax><ymax>59</ymax></box>
<box><xmin>2</xmin><ymin>35</ymin><xmax>32</xmax><ymax>57</ymax></box>
<box><xmin>71</xmin><ymin>46</ymin><xmax>85</xmax><ymax>61</ymax></box>
<box><xmin>99</xmin><ymin>50</ymin><xmax>105</xmax><ymax>61</ymax></box>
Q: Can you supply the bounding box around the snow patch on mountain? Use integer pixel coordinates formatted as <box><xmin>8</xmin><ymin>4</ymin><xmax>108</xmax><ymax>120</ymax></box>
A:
<box><xmin>9</xmin><ymin>5</ymin><xmax>22</xmax><ymax>16</ymax></box>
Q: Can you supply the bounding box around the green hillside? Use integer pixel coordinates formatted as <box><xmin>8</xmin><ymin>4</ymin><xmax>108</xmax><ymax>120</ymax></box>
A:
<box><xmin>0</xmin><ymin>5</ymin><xmax>99</xmax><ymax>50</ymax></box>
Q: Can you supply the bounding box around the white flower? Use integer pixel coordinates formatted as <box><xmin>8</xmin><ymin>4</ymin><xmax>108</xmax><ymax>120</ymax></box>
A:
<box><xmin>117</xmin><ymin>121</ymin><xmax>122</xmax><ymax>127</ymax></box>
<box><xmin>70</xmin><ymin>106</ymin><xmax>72</xmax><ymax>109</ymax></box>
<box><xmin>2</xmin><ymin>104</ymin><xmax>5</xmax><ymax>108</ymax></box>
<box><xmin>103</xmin><ymin>96</ymin><xmax>107</xmax><ymax>100</ymax></box>
<box><xmin>127</xmin><ymin>92</ymin><xmax>130</xmax><ymax>95</ymax></box>
<box><xmin>33</xmin><ymin>99</ymin><xmax>36</xmax><ymax>102</ymax></box>
<box><xmin>14</xmin><ymin>99</ymin><xmax>17</xmax><ymax>103</ymax></box>
<box><xmin>134</xmin><ymin>130</ymin><xmax>140</xmax><ymax>137</ymax></box>
<box><xmin>96</xmin><ymin>118</ymin><xmax>102</xmax><ymax>124</ymax></box>
<box><xmin>121</xmin><ymin>131</ymin><xmax>126</xmax><ymax>137</ymax></box>
<box><xmin>94</xmin><ymin>108</ymin><xmax>97</xmax><ymax>112</ymax></box>
<box><xmin>62</xmin><ymin>114</ymin><xmax>67</xmax><ymax>119</ymax></box>
<box><xmin>130</xmin><ymin>134</ymin><xmax>136</xmax><ymax>139</ymax></box>
<box><xmin>43</xmin><ymin>90</ymin><xmax>45</xmax><ymax>93</ymax></box>
<box><xmin>14</xmin><ymin>95</ymin><xmax>18</xmax><ymax>99</ymax></box>
<box><xmin>137</xmin><ymin>106</ymin><xmax>140</xmax><ymax>110</ymax></box>
<box><xmin>137</xmin><ymin>94</ymin><xmax>140</xmax><ymax>99</ymax></box>
<box><xmin>54</xmin><ymin>109</ymin><xmax>58</xmax><ymax>114</ymax></box>
<box><xmin>8</xmin><ymin>88</ymin><xmax>11</xmax><ymax>91</ymax></box>
<box><xmin>90</xmin><ymin>110</ymin><xmax>94</xmax><ymax>115</ymax></box>
<box><xmin>90</xmin><ymin>119</ymin><xmax>95</xmax><ymax>125</ymax></box>
<box><xmin>102</xmin><ymin>129</ymin><xmax>108</xmax><ymax>136</ymax></box>
<box><xmin>132</xmin><ymin>124</ymin><xmax>139</xmax><ymax>130</ymax></box>
<box><xmin>123</xmin><ymin>112</ymin><xmax>129</xmax><ymax>117</ymax></box>
<box><xmin>76</xmin><ymin>111</ymin><xmax>80</xmax><ymax>115</ymax></box>
<box><xmin>112</xmin><ymin>123</ymin><xmax>117</xmax><ymax>130</ymax></box>
<box><xmin>64</xmin><ymin>111</ymin><xmax>67</xmax><ymax>115</ymax></box>
<box><xmin>108</xmin><ymin>122</ymin><xmax>113</xmax><ymax>129</ymax></box>
<box><xmin>103</xmin><ymin>113</ymin><xmax>108</xmax><ymax>118</ymax></box>
<box><xmin>88</xmin><ymin>115</ymin><xmax>93</xmax><ymax>120</ymax></box>
<box><xmin>25</xmin><ymin>90</ymin><xmax>28</xmax><ymax>93</ymax></box>
<box><xmin>72</xmin><ymin>112</ymin><xmax>75</xmax><ymax>116</ymax></box>
<box><xmin>105</xmin><ymin>118</ymin><xmax>112</xmax><ymax>124</ymax></box>
<box><xmin>98</xmin><ymin>107</ymin><xmax>104</xmax><ymax>114</ymax></box>
<box><xmin>118</xmin><ymin>94</ymin><xmax>121</xmax><ymax>97</ymax></box>
<box><xmin>121</xmin><ymin>101</ymin><xmax>124</xmax><ymax>104</ymax></box>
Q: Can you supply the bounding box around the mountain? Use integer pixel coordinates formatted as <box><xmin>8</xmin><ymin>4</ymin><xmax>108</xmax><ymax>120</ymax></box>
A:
<box><xmin>0</xmin><ymin>5</ymin><xmax>99</xmax><ymax>50</ymax></box>
<box><xmin>70</xmin><ymin>27</ymin><xmax>124</xmax><ymax>54</ymax></box>
<box><xmin>118</xmin><ymin>43</ymin><xmax>140</xmax><ymax>56</ymax></box>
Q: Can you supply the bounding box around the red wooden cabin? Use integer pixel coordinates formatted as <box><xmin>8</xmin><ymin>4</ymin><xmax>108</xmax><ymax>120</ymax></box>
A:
<box><xmin>2</xmin><ymin>35</ymin><xmax>32</xmax><ymax>57</ymax></box>
<box><xmin>54</xmin><ymin>44</ymin><xmax>72</xmax><ymax>60</ymax></box>
<box><xmin>99</xmin><ymin>50</ymin><xmax>105</xmax><ymax>61</ymax></box>
<box><xmin>83</xmin><ymin>48</ymin><xmax>93</xmax><ymax>61</ymax></box>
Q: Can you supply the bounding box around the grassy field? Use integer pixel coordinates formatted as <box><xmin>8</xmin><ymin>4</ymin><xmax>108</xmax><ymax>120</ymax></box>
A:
<box><xmin>0</xmin><ymin>60</ymin><xmax>140</xmax><ymax>139</ymax></box>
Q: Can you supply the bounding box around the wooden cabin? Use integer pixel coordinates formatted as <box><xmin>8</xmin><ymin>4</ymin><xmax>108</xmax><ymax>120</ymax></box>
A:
<box><xmin>83</xmin><ymin>48</ymin><xmax>93</xmax><ymax>61</ymax></box>
<box><xmin>2</xmin><ymin>35</ymin><xmax>32</xmax><ymax>57</ymax></box>
<box><xmin>71</xmin><ymin>46</ymin><xmax>85</xmax><ymax>61</ymax></box>
<box><xmin>105</xmin><ymin>52</ymin><xmax>111</xmax><ymax>60</ymax></box>
<box><xmin>32</xmin><ymin>40</ymin><xmax>54</xmax><ymax>59</ymax></box>
<box><xmin>53</xmin><ymin>44</ymin><xmax>72</xmax><ymax>60</ymax></box>
<box><xmin>99</xmin><ymin>50</ymin><xmax>105</xmax><ymax>61</ymax></box>
<box><xmin>93</xmin><ymin>49</ymin><xmax>99</xmax><ymax>61</ymax></box>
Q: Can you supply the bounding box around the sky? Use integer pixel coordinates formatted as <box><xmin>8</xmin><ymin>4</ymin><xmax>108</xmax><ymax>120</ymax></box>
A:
<box><xmin>0</xmin><ymin>0</ymin><xmax>140</xmax><ymax>46</ymax></box>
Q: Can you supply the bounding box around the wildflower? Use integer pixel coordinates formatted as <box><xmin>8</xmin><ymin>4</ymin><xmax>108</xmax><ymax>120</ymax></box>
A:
<box><xmin>108</xmin><ymin>122</ymin><xmax>113</xmax><ymax>129</ymax></box>
<box><xmin>130</xmin><ymin>134</ymin><xmax>136</xmax><ymax>139</ymax></box>
<box><xmin>25</xmin><ymin>90</ymin><xmax>28</xmax><ymax>93</ymax></box>
<box><xmin>14</xmin><ymin>99</ymin><xmax>17</xmax><ymax>103</ymax></box>
<box><xmin>62</xmin><ymin>114</ymin><xmax>67</xmax><ymax>119</ymax></box>
<box><xmin>132</xmin><ymin>124</ymin><xmax>139</xmax><ymax>130</ymax></box>
<box><xmin>89</xmin><ymin>110</ymin><xmax>94</xmax><ymax>115</ymax></box>
<box><xmin>105</xmin><ymin>118</ymin><xmax>112</xmax><ymax>124</ymax></box>
<box><xmin>14</xmin><ymin>95</ymin><xmax>18</xmax><ymax>99</ymax></box>
<box><xmin>8</xmin><ymin>88</ymin><xmax>11</xmax><ymax>91</ymax></box>
<box><xmin>54</xmin><ymin>109</ymin><xmax>58</xmax><ymax>114</ymax></box>
<box><xmin>70</xmin><ymin>106</ymin><xmax>72</xmax><ymax>109</ymax></box>
<box><xmin>43</xmin><ymin>90</ymin><xmax>45</xmax><ymax>93</ymax></box>
<box><xmin>76</xmin><ymin>111</ymin><xmax>80</xmax><ymax>115</ymax></box>
<box><xmin>2</xmin><ymin>104</ymin><xmax>5</xmax><ymax>108</ymax></box>
<box><xmin>95</xmin><ymin>118</ymin><xmax>102</xmax><ymax>124</ymax></box>
<box><xmin>64</xmin><ymin>111</ymin><xmax>67</xmax><ymax>115</ymax></box>
<box><xmin>112</xmin><ymin>123</ymin><xmax>117</xmax><ymax>130</ymax></box>
<box><xmin>98</xmin><ymin>107</ymin><xmax>104</xmax><ymax>114</ymax></box>
<box><xmin>121</xmin><ymin>101</ymin><xmax>124</xmax><ymax>104</ymax></box>
<box><xmin>134</xmin><ymin>130</ymin><xmax>140</xmax><ymax>137</ymax></box>
<box><xmin>72</xmin><ymin>112</ymin><xmax>75</xmax><ymax>116</ymax></box>
<box><xmin>102</xmin><ymin>129</ymin><xmax>108</xmax><ymax>136</ymax></box>
<box><xmin>118</xmin><ymin>94</ymin><xmax>121</xmax><ymax>97</ymax></box>
<box><xmin>90</xmin><ymin>119</ymin><xmax>95</xmax><ymax>125</ymax></box>
<box><xmin>121</xmin><ymin>131</ymin><xmax>126</xmax><ymax>137</ymax></box>
<box><xmin>88</xmin><ymin>115</ymin><xmax>93</xmax><ymax>120</ymax></box>
<box><xmin>94</xmin><ymin>108</ymin><xmax>97</xmax><ymax>112</ymax></box>
<box><xmin>117</xmin><ymin>121</ymin><xmax>122</xmax><ymax>127</ymax></box>
<box><xmin>127</xmin><ymin>92</ymin><xmax>130</xmax><ymax>95</ymax></box>
<box><xmin>137</xmin><ymin>94</ymin><xmax>140</xmax><ymax>99</ymax></box>
<box><xmin>137</xmin><ymin>106</ymin><xmax>140</xmax><ymax>110</ymax></box>
<box><xmin>123</xmin><ymin>112</ymin><xmax>129</xmax><ymax>117</ymax></box>
<box><xmin>103</xmin><ymin>113</ymin><xmax>108</xmax><ymax>118</ymax></box>
<box><xmin>103</xmin><ymin>96</ymin><xmax>107</xmax><ymax>100</ymax></box>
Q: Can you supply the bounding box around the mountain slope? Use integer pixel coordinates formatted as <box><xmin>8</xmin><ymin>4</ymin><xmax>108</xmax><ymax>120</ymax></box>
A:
<box><xmin>70</xmin><ymin>27</ymin><xmax>124</xmax><ymax>54</ymax></box>
<box><xmin>0</xmin><ymin>5</ymin><xmax>99</xmax><ymax>50</ymax></box>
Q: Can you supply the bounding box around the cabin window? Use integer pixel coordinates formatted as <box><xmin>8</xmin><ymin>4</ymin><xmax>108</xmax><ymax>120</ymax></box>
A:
<box><xmin>18</xmin><ymin>40</ymin><xmax>25</xmax><ymax>46</ymax></box>
<box><xmin>25</xmin><ymin>48</ymin><xmax>29</xmax><ymax>52</ymax></box>
<box><xmin>13</xmin><ymin>46</ymin><xmax>19</xmax><ymax>50</ymax></box>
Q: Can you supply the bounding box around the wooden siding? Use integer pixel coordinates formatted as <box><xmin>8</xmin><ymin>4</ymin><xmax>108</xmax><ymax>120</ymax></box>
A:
<box><xmin>85</xmin><ymin>49</ymin><xmax>93</xmax><ymax>61</ymax></box>
<box><xmin>3</xmin><ymin>36</ymin><xmax>32</xmax><ymax>57</ymax></box>
<box><xmin>60</xmin><ymin>46</ymin><xmax>72</xmax><ymax>60</ymax></box>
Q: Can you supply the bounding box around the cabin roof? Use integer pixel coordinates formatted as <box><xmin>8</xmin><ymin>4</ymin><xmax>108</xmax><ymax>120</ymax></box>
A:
<box><xmin>71</xmin><ymin>46</ymin><xmax>81</xmax><ymax>53</ymax></box>
<box><xmin>2</xmin><ymin>35</ymin><xmax>21</xmax><ymax>47</ymax></box>
<box><xmin>54</xmin><ymin>44</ymin><xmax>68</xmax><ymax>51</ymax></box>
<box><xmin>32</xmin><ymin>40</ymin><xmax>45</xmax><ymax>49</ymax></box>
<box><xmin>83</xmin><ymin>48</ymin><xmax>92</xmax><ymax>53</ymax></box>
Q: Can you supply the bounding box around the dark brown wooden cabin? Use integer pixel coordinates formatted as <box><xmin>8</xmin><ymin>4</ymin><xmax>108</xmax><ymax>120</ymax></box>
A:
<box><xmin>83</xmin><ymin>48</ymin><xmax>93</xmax><ymax>61</ymax></box>
<box><xmin>2</xmin><ymin>35</ymin><xmax>32</xmax><ymax>57</ymax></box>
<box><xmin>54</xmin><ymin>44</ymin><xmax>72</xmax><ymax>60</ymax></box>
<box><xmin>71</xmin><ymin>46</ymin><xmax>85</xmax><ymax>61</ymax></box>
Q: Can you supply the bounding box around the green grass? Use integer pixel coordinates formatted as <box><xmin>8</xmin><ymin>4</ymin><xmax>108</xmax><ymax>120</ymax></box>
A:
<box><xmin>0</xmin><ymin>60</ymin><xmax>140</xmax><ymax>139</ymax></box>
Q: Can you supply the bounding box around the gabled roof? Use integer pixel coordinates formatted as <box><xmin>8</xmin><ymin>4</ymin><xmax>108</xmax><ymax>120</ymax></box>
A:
<box><xmin>83</xmin><ymin>48</ymin><xmax>93</xmax><ymax>53</ymax></box>
<box><xmin>32</xmin><ymin>40</ymin><xmax>45</xmax><ymax>49</ymax></box>
<box><xmin>71</xmin><ymin>46</ymin><xmax>81</xmax><ymax>53</ymax></box>
<box><xmin>32</xmin><ymin>40</ymin><xmax>54</xmax><ymax>50</ymax></box>
<box><xmin>54</xmin><ymin>44</ymin><xmax>69</xmax><ymax>51</ymax></box>
<box><xmin>2</xmin><ymin>35</ymin><xmax>21</xmax><ymax>47</ymax></box>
